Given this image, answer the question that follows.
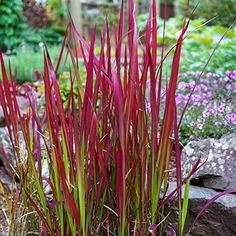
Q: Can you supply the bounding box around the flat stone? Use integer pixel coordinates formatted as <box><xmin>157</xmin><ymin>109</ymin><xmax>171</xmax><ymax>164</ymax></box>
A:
<box><xmin>166</xmin><ymin>183</ymin><xmax>236</xmax><ymax>236</ymax></box>
<box><xmin>167</xmin><ymin>183</ymin><xmax>236</xmax><ymax>208</ymax></box>
<box><xmin>181</xmin><ymin>133</ymin><xmax>236</xmax><ymax>190</ymax></box>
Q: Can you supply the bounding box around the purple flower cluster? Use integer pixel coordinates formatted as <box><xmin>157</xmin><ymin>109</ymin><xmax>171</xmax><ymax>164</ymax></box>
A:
<box><xmin>225</xmin><ymin>112</ymin><xmax>236</xmax><ymax>125</ymax></box>
<box><xmin>176</xmin><ymin>70</ymin><xmax>236</xmax><ymax>135</ymax></box>
<box><xmin>145</xmin><ymin>70</ymin><xmax>236</xmax><ymax>141</ymax></box>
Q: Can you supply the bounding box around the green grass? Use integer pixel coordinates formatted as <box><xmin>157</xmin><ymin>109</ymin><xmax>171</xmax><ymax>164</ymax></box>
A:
<box><xmin>3</xmin><ymin>46</ymin><xmax>67</xmax><ymax>84</ymax></box>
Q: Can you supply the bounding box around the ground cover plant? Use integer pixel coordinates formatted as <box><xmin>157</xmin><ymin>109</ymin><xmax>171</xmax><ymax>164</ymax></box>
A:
<box><xmin>0</xmin><ymin>0</ymin><xmax>236</xmax><ymax>235</ymax></box>
<box><xmin>177</xmin><ymin>70</ymin><xmax>236</xmax><ymax>145</ymax></box>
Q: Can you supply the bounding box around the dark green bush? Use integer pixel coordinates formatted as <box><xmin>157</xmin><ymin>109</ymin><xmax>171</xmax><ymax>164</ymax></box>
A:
<box><xmin>160</xmin><ymin>0</ymin><xmax>175</xmax><ymax>3</ymax></box>
<box><xmin>179</xmin><ymin>0</ymin><xmax>236</xmax><ymax>27</ymax></box>
<box><xmin>0</xmin><ymin>0</ymin><xmax>27</xmax><ymax>52</ymax></box>
<box><xmin>0</xmin><ymin>0</ymin><xmax>64</xmax><ymax>53</ymax></box>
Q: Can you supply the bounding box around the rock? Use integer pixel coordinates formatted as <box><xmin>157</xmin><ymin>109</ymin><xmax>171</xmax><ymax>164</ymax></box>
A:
<box><xmin>0</xmin><ymin>166</ymin><xmax>16</xmax><ymax>192</ymax></box>
<box><xmin>0</xmin><ymin>95</ymin><xmax>29</xmax><ymax>127</ymax></box>
<box><xmin>35</xmin><ymin>159</ymin><xmax>51</xmax><ymax>196</ymax></box>
<box><xmin>0</xmin><ymin>108</ymin><xmax>5</xmax><ymax>127</ymax></box>
<box><xmin>0</xmin><ymin>128</ymin><xmax>15</xmax><ymax>170</ymax></box>
<box><xmin>16</xmin><ymin>95</ymin><xmax>30</xmax><ymax>114</ymax></box>
<box><xmin>166</xmin><ymin>183</ymin><xmax>236</xmax><ymax>236</ymax></box>
<box><xmin>0</xmin><ymin>128</ymin><xmax>26</xmax><ymax>174</ymax></box>
<box><xmin>0</xmin><ymin>127</ymin><xmax>50</xmax><ymax>196</ymax></box>
<box><xmin>181</xmin><ymin>133</ymin><xmax>236</xmax><ymax>190</ymax></box>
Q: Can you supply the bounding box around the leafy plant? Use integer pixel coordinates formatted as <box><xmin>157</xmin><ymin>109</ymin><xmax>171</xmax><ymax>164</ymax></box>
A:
<box><xmin>46</xmin><ymin>0</ymin><xmax>68</xmax><ymax>34</ymax></box>
<box><xmin>0</xmin><ymin>0</ymin><xmax>64</xmax><ymax>53</ymax></box>
<box><xmin>138</xmin><ymin>16</ymin><xmax>235</xmax><ymax>46</ymax></box>
<box><xmin>178</xmin><ymin>0</ymin><xmax>236</xmax><ymax>27</ymax></box>
<box><xmin>138</xmin><ymin>17</ymin><xmax>236</xmax><ymax>77</ymax></box>
<box><xmin>0</xmin><ymin>0</ymin><xmax>27</xmax><ymax>52</ymax></box>
<box><xmin>160</xmin><ymin>0</ymin><xmax>175</xmax><ymax>4</ymax></box>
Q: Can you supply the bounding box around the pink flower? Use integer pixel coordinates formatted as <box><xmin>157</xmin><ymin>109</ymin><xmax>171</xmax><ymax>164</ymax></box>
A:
<box><xmin>217</xmin><ymin>104</ymin><xmax>225</xmax><ymax>113</ymax></box>
<box><xmin>203</xmin><ymin>110</ymin><xmax>210</xmax><ymax>118</ymax></box>
<box><xmin>146</xmin><ymin>103</ymin><xmax>151</xmax><ymax>113</ymax></box>
<box><xmin>197</xmin><ymin>124</ymin><xmax>203</xmax><ymax>130</ymax></box>
<box><xmin>178</xmin><ymin>82</ymin><xmax>187</xmax><ymax>91</ymax></box>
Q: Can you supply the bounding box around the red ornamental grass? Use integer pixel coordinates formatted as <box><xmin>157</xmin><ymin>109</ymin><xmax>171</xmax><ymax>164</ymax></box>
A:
<box><xmin>1</xmin><ymin>1</ymin><xmax>236</xmax><ymax>235</ymax></box>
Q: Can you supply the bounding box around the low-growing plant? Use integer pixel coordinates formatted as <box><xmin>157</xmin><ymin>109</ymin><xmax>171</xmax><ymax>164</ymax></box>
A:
<box><xmin>177</xmin><ymin>70</ymin><xmax>236</xmax><ymax>145</ymax></box>
<box><xmin>0</xmin><ymin>1</ymin><xmax>235</xmax><ymax>235</ymax></box>
<box><xmin>3</xmin><ymin>45</ymin><xmax>69</xmax><ymax>83</ymax></box>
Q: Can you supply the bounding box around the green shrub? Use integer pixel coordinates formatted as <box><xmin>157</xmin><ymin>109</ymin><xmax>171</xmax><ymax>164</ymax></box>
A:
<box><xmin>180</xmin><ymin>39</ymin><xmax>236</xmax><ymax>75</ymax></box>
<box><xmin>138</xmin><ymin>16</ymin><xmax>236</xmax><ymax>76</ymax></box>
<box><xmin>0</xmin><ymin>0</ymin><xmax>27</xmax><ymax>52</ymax></box>
<box><xmin>138</xmin><ymin>15</ymin><xmax>235</xmax><ymax>45</ymax></box>
<box><xmin>160</xmin><ymin>0</ymin><xmax>175</xmax><ymax>3</ymax></box>
<box><xmin>178</xmin><ymin>0</ymin><xmax>236</xmax><ymax>27</ymax></box>
<box><xmin>46</xmin><ymin>0</ymin><xmax>68</xmax><ymax>34</ymax></box>
<box><xmin>0</xmin><ymin>0</ymin><xmax>64</xmax><ymax>53</ymax></box>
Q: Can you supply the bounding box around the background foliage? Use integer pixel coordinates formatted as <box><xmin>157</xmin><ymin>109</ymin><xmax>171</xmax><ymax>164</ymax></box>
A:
<box><xmin>179</xmin><ymin>0</ymin><xmax>236</xmax><ymax>27</ymax></box>
<box><xmin>0</xmin><ymin>0</ymin><xmax>64</xmax><ymax>53</ymax></box>
<box><xmin>0</xmin><ymin>0</ymin><xmax>27</xmax><ymax>52</ymax></box>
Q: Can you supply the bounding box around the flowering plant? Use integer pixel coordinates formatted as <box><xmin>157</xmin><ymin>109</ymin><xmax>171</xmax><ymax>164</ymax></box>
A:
<box><xmin>177</xmin><ymin>70</ymin><xmax>236</xmax><ymax>144</ymax></box>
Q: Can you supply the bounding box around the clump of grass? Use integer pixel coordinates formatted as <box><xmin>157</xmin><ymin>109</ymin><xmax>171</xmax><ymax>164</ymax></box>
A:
<box><xmin>1</xmin><ymin>1</ymin><xmax>234</xmax><ymax>235</ymax></box>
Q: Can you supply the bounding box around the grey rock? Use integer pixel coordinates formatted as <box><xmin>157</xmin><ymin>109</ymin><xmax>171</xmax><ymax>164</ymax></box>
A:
<box><xmin>0</xmin><ymin>128</ymin><xmax>26</xmax><ymax>174</ymax></box>
<box><xmin>35</xmin><ymin>159</ymin><xmax>51</xmax><ymax>196</ymax></box>
<box><xmin>0</xmin><ymin>166</ymin><xmax>16</xmax><ymax>192</ymax></box>
<box><xmin>0</xmin><ymin>95</ymin><xmax>29</xmax><ymax>126</ymax></box>
<box><xmin>0</xmin><ymin>108</ymin><xmax>5</xmax><ymax>127</ymax></box>
<box><xmin>0</xmin><ymin>127</ymin><xmax>50</xmax><ymax>196</ymax></box>
<box><xmin>167</xmin><ymin>183</ymin><xmax>236</xmax><ymax>208</ymax></box>
<box><xmin>166</xmin><ymin>183</ymin><xmax>236</xmax><ymax>236</ymax></box>
<box><xmin>181</xmin><ymin>133</ymin><xmax>236</xmax><ymax>190</ymax></box>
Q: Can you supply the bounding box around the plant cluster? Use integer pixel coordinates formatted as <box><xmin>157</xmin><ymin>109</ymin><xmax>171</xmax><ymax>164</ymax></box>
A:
<box><xmin>0</xmin><ymin>1</ymin><xmax>235</xmax><ymax>235</ymax></box>
<box><xmin>3</xmin><ymin>46</ymin><xmax>66</xmax><ymax>83</ymax></box>
<box><xmin>0</xmin><ymin>0</ymin><xmax>27</xmax><ymax>52</ymax></box>
<box><xmin>178</xmin><ymin>0</ymin><xmax>236</xmax><ymax>27</ymax></box>
<box><xmin>138</xmin><ymin>16</ymin><xmax>235</xmax><ymax>46</ymax></box>
<box><xmin>46</xmin><ymin>0</ymin><xmax>68</xmax><ymax>34</ymax></box>
<box><xmin>177</xmin><ymin>70</ymin><xmax>236</xmax><ymax>144</ymax></box>
<box><xmin>180</xmin><ymin>39</ymin><xmax>236</xmax><ymax>75</ymax></box>
<box><xmin>138</xmin><ymin>16</ymin><xmax>236</xmax><ymax>76</ymax></box>
<box><xmin>23</xmin><ymin>0</ymin><xmax>50</xmax><ymax>28</ymax></box>
<box><xmin>0</xmin><ymin>0</ymin><xmax>64</xmax><ymax>53</ymax></box>
<box><xmin>0</xmin><ymin>1</ymin><xmax>195</xmax><ymax>234</ymax></box>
